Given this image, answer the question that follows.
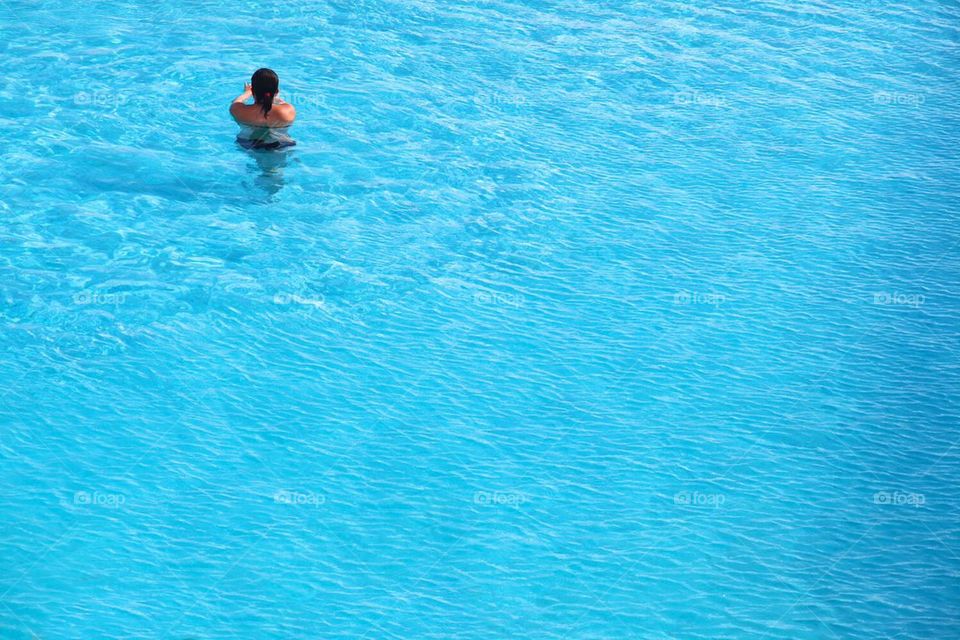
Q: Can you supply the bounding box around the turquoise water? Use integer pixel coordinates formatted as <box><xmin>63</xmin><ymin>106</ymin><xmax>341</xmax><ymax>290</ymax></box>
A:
<box><xmin>2</xmin><ymin>0</ymin><xmax>959</xmax><ymax>637</ymax></box>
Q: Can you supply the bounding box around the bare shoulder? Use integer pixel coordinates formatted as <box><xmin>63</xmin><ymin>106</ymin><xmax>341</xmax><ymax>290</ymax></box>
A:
<box><xmin>230</xmin><ymin>102</ymin><xmax>257</xmax><ymax>120</ymax></box>
<box><xmin>273</xmin><ymin>102</ymin><xmax>296</xmax><ymax>122</ymax></box>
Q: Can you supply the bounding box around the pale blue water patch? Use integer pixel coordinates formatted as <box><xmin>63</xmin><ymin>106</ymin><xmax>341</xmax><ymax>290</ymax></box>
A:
<box><xmin>1</xmin><ymin>0</ymin><xmax>959</xmax><ymax>638</ymax></box>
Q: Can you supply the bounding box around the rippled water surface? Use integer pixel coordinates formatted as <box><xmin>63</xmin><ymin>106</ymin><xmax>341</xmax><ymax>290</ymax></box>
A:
<box><xmin>2</xmin><ymin>0</ymin><xmax>959</xmax><ymax>638</ymax></box>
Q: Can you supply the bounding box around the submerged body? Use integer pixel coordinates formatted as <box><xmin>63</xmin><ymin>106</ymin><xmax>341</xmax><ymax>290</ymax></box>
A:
<box><xmin>231</xmin><ymin>68</ymin><xmax>296</xmax><ymax>149</ymax></box>
<box><xmin>235</xmin><ymin>123</ymin><xmax>296</xmax><ymax>150</ymax></box>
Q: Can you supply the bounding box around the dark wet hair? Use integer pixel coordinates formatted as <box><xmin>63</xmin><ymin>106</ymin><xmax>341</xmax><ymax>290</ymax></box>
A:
<box><xmin>251</xmin><ymin>68</ymin><xmax>279</xmax><ymax>118</ymax></box>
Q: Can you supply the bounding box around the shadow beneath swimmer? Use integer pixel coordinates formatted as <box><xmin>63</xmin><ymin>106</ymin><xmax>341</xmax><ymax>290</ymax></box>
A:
<box><xmin>237</xmin><ymin>137</ymin><xmax>297</xmax><ymax>197</ymax></box>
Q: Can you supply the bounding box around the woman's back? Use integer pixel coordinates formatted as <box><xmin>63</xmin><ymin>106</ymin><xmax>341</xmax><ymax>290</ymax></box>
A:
<box><xmin>230</xmin><ymin>100</ymin><xmax>295</xmax><ymax>128</ymax></box>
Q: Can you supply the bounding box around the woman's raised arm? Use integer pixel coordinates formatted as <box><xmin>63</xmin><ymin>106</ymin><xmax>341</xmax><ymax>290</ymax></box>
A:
<box><xmin>229</xmin><ymin>83</ymin><xmax>253</xmax><ymax>118</ymax></box>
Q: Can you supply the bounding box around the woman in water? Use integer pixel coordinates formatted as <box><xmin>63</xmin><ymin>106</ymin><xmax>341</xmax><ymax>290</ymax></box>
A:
<box><xmin>231</xmin><ymin>68</ymin><xmax>296</xmax><ymax>149</ymax></box>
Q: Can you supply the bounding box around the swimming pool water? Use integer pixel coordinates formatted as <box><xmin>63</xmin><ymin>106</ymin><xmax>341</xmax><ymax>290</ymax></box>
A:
<box><xmin>2</xmin><ymin>0</ymin><xmax>959</xmax><ymax>638</ymax></box>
